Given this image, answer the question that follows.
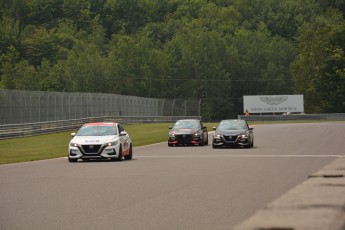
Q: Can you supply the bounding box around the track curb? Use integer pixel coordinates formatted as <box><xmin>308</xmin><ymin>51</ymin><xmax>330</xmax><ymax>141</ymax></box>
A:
<box><xmin>234</xmin><ymin>157</ymin><xmax>345</xmax><ymax>230</ymax></box>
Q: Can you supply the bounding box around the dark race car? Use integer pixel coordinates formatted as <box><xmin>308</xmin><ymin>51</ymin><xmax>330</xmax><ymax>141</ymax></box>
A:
<box><xmin>168</xmin><ymin>119</ymin><xmax>208</xmax><ymax>146</ymax></box>
<box><xmin>212</xmin><ymin>119</ymin><xmax>254</xmax><ymax>148</ymax></box>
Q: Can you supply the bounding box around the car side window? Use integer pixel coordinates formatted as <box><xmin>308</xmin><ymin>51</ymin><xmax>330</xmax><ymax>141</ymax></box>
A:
<box><xmin>200</xmin><ymin>121</ymin><xmax>206</xmax><ymax>130</ymax></box>
<box><xmin>118</xmin><ymin>125</ymin><xmax>124</xmax><ymax>134</ymax></box>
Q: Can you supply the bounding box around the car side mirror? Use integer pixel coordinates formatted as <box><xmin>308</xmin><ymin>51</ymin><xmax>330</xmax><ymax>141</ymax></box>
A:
<box><xmin>212</xmin><ymin>127</ymin><xmax>216</xmax><ymax>131</ymax></box>
<box><xmin>249</xmin><ymin>127</ymin><xmax>254</xmax><ymax>130</ymax></box>
<box><xmin>202</xmin><ymin>126</ymin><xmax>207</xmax><ymax>130</ymax></box>
<box><xmin>70</xmin><ymin>132</ymin><xmax>76</xmax><ymax>137</ymax></box>
<box><xmin>120</xmin><ymin>131</ymin><xmax>128</xmax><ymax>136</ymax></box>
<box><xmin>169</xmin><ymin>126</ymin><xmax>172</xmax><ymax>129</ymax></box>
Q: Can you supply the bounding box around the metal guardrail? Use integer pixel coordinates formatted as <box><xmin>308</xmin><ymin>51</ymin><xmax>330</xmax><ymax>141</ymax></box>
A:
<box><xmin>0</xmin><ymin>116</ymin><xmax>201</xmax><ymax>139</ymax></box>
<box><xmin>238</xmin><ymin>113</ymin><xmax>345</xmax><ymax>121</ymax></box>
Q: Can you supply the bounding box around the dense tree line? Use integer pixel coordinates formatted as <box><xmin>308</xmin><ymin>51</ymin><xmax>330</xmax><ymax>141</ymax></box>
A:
<box><xmin>1</xmin><ymin>0</ymin><xmax>344</xmax><ymax>119</ymax></box>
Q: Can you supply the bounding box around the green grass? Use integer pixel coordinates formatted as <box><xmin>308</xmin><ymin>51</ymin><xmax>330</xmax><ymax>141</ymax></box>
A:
<box><xmin>0</xmin><ymin>122</ymin><xmax>218</xmax><ymax>164</ymax></box>
<box><xmin>0</xmin><ymin>132</ymin><xmax>72</xmax><ymax>164</ymax></box>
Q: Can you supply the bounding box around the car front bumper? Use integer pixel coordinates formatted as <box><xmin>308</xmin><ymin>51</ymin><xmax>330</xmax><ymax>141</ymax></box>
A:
<box><xmin>69</xmin><ymin>144</ymin><xmax>120</xmax><ymax>160</ymax></box>
<box><xmin>213</xmin><ymin>135</ymin><xmax>250</xmax><ymax>147</ymax></box>
<box><xmin>168</xmin><ymin>134</ymin><xmax>203</xmax><ymax>146</ymax></box>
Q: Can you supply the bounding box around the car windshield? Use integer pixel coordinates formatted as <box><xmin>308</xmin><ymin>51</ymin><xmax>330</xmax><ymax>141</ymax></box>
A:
<box><xmin>218</xmin><ymin>121</ymin><xmax>247</xmax><ymax>131</ymax></box>
<box><xmin>76</xmin><ymin>125</ymin><xmax>117</xmax><ymax>136</ymax></box>
<box><xmin>173</xmin><ymin>120</ymin><xmax>200</xmax><ymax>129</ymax></box>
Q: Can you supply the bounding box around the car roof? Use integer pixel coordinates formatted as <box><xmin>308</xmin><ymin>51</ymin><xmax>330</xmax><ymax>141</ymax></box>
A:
<box><xmin>83</xmin><ymin>122</ymin><xmax>118</xmax><ymax>126</ymax></box>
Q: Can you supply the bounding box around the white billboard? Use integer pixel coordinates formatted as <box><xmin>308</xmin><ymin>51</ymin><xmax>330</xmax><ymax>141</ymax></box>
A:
<box><xmin>243</xmin><ymin>95</ymin><xmax>304</xmax><ymax>114</ymax></box>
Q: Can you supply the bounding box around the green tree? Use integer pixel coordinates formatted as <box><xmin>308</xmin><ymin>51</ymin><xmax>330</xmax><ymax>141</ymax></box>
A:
<box><xmin>105</xmin><ymin>34</ymin><xmax>137</xmax><ymax>95</ymax></box>
<box><xmin>0</xmin><ymin>15</ymin><xmax>20</xmax><ymax>55</ymax></box>
<box><xmin>292</xmin><ymin>9</ymin><xmax>345</xmax><ymax>113</ymax></box>
<box><xmin>1</xmin><ymin>46</ymin><xmax>39</xmax><ymax>90</ymax></box>
<box><xmin>0</xmin><ymin>46</ymin><xmax>21</xmax><ymax>88</ymax></box>
<box><xmin>21</xmin><ymin>25</ymin><xmax>60</xmax><ymax>66</ymax></box>
<box><xmin>25</xmin><ymin>0</ymin><xmax>64</xmax><ymax>27</ymax></box>
<box><xmin>103</xmin><ymin>0</ymin><xmax>149</xmax><ymax>36</ymax></box>
<box><xmin>60</xmin><ymin>40</ymin><xmax>106</xmax><ymax>92</ymax></box>
<box><xmin>1</xmin><ymin>0</ymin><xmax>344</xmax><ymax>118</ymax></box>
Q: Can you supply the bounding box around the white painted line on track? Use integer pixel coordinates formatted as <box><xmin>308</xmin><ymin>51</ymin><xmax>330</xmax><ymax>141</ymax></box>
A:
<box><xmin>135</xmin><ymin>155</ymin><xmax>344</xmax><ymax>158</ymax></box>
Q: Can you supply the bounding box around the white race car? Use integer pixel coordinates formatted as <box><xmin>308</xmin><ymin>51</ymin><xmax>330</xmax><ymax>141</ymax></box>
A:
<box><xmin>68</xmin><ymin>122</ymin><xmax>132</xmax><ymax>162</ymax></box>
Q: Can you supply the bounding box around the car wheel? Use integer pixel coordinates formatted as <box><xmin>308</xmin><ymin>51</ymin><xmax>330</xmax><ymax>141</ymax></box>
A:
<box><xmin>205</xmin><ymin>135</ymin><xmax>209</xmax><ymax>145</ymax></box>
<box><xmin>245</xmin><ymin>139</ymin><xmax>252</xmax><ymax>148</ymax></box>
<box><xmin>200</xmin><ymin>139</ymin><xmax>204</xmax><ymax>146</ymax></box>
<box><xmin>212</xmin><ymin>142</ymin><xmax>218</xmax><ymax>149</ymax></box>
<box><xmin>117</xmin><ymin>146</ymin><xmax>123</xmax><ymax>161</ymax></box>
<box><xmin>168</xmin><ymin>143</ymin><xmax>173</xmax><ymax>147</ymax></box>
<box><xmin>68</xmin><ymin>157</ymin><xmax>77</xmax><ymax>162</ymax></box>
<box><xmin>124</xmin><ymin>144</ymin><xmax>133</xmax><ymax>160</ymax></box>
<box><xmin>251</xmin><ymin>138</ymin><xmax>254</xmax><ymax>147</ymax></box>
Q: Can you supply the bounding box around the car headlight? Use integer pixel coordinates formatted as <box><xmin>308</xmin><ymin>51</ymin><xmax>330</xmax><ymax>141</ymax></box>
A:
<box><xmin>193</xmin><ymin>130</ymin><xmax>203</xmax><ymax>136</ymax></box>
<box><xmin>169</xmin><ymin>133</ymin><xmax>175</xmax><ymax>138</ymax></box>
<box><xmin>214</xmin><ymin>134</ymin><xmax>221</xmax><ymax>139</ymax></box>
<box><xmin>241</xmin><ymin>132</ymin><xmax>249</xmax><ymax>138</ymax></box>
<box><xmin>70</xmin><ymin>142</ymin><xmax>78</xmax><ymax>147</ymax></box>
<box><xmin>104</xmin><ymin>140</ymin><xmax>119</xmax><ymax>146</ymax></box>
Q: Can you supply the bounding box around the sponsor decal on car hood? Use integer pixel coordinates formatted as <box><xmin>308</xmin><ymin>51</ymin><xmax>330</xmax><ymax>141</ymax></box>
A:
<box><xmin>171</xmin><ymin>128</ymin><xmax>198</xmax><ymax>135</ymax></box>
<box><xmin>216</xmin><ymin>129</ymin><xmax>247</xmax><ymax>136</ymax></box>
<box><xmin>71</xmin><ymin>136</ymin><xmax>117</xmax><ymax>144</ymax></box>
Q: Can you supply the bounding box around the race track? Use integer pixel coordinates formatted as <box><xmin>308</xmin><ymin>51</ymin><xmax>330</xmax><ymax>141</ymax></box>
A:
<box><xmin>0</xmin><ymin>122</ymin><xmax>344</xmax><ymax>230</ymax></box>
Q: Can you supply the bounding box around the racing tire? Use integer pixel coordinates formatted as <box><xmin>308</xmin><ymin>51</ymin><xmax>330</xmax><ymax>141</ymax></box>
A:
<box><xmin>68</xmin><ymin>157</ymin><xmax>77</xmax><ymax>162</ymax></box>
<box><xmin>245</xmin><ymin>141</ymin><xmax>251</xmax><ymax>148</ymax></box>
<box><xmin>251</xmin><ymin>139</ymin><xmax>254</xmax><ymax>147</ymax></box>
<box><xmin>212</xmin><ymin>143</ymin><xmax>218</xmax><ymax>149</ymax></box>
<box><xmin>205</xmin><ymin>135</ymin><xmax>209</xmax><ymax>146</ymax></box>
<box><xmin>168</xmin><ymin>143</ymin><xmax>173</xmax><ymax>147</ymax></box>
<box><xmin>117</xmin><ymin>146</ymin><xmax>123</xmax><ymax>161</ymax></box>
<box><xmin>124</xmin><ymin>145</ymin><xmax>133</xmax><ymax>160</ymax></box>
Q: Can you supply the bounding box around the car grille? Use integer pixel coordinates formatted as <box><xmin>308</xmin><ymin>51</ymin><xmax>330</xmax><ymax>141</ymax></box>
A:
<box><xmin>82</xmin><ymin>144</ymin><xmax>102</xmax><ymax>153</ymax></box>
<box><xmin>223</xmin><ymin>135</ymin><xmax>238</xmax><ymax>142</ymax></box>
<box><xmin>175</xmin><ymin>134</ymin><xmax>193</xmax><ymax>144</ymax></box>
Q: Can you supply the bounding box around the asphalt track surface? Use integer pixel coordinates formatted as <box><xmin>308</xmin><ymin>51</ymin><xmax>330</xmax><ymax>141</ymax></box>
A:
<box><xmin>0</xmin><ymin>123</ymin><xmax>344</xmax><ymax>230</ymax></box>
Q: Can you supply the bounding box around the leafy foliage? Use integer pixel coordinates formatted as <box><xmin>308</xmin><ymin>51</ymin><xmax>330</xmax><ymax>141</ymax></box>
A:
<box><xmin>1</xmin><ymin>0</ymin><xmax>344</xmax><ymax>119</ymax></box>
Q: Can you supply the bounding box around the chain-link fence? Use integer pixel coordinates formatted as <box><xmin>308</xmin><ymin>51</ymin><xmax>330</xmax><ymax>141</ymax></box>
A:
<box><xmin>0</xmin><ymin>89</ymin><xmax>200</xmax><ymax>125</ymax></box>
